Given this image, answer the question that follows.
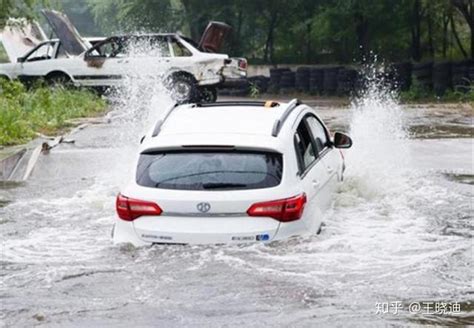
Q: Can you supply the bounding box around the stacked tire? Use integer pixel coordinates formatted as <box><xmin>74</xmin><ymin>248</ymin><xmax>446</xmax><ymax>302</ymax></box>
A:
<box><xmin>451</xmin><ymin>60</ymin><xmax>470</xmax><ymax>92</ymax></box>
<box><xmin>391</xmin><ymin>62</ymin><xmax>412</xmax><ymax>91</ymax></box>
<box><xmin>309</xmin><ymin>68</ymin><xmax>324</xmax><ymax>94</ymax></box>
<box><xmin>279</xmin><ymin>70</ymin><xmax>296</xmax><ymax>94</ymax></box>
<box><xmin>269</xmin><ymin>68</ymin><xmax>290</xmax><ymax>93</ymax></box>
<box><xmin>432</xmin><ymin>62</ymin><xmax>452</xmax><ymax>96</ymax></box>
<box><xmin>412</xmin><ymin>62</ymin><xmax>433</xmax><ymax>90</ymax></box>
<box><xmin>295</xmin><ymin>67</ymin><xmax>310</xmax><ymax>92</ymax></box>
<box><xmin>337</xmin><ymin>68</ymin><xmax>358</xmax><ymax>95</ymax></box>
<box><xmin>248</xmin><ymin>75</ymin><xmax>269</xmax><ymax>94</ymax></box>
<box><xmin>467</xmin><ymin>60</ymin><xmax>474</xmax><ymax>83</ymax></box>
<box><xmin>217</xmin><ymin>78</ymin><xmax>250</xmax><ymax>97</ymax></box>
<box><xmin>323</xmin><ymin>66</ymin><xmax>341</xmax><ymax>95</ymax></box>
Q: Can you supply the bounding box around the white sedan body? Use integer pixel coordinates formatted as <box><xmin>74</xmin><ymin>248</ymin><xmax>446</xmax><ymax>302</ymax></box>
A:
<box><xmin>113</xmin><ymin>101</ymin><xmax>349</xmax><ymax>246</ymax></box>
<box><xmin>0</xmin><ymin>11</ymin><xmax>246</xmax><ymax>88</ymax></box>
<box><xmin>0</xmin><ymin>35</ymin><xmax>245</xmax><ymax>87</ymax></box>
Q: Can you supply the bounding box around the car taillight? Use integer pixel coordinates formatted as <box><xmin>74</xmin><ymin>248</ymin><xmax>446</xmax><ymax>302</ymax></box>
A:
<box><xmin>239</xmin><ymin>59</ymin><xmax>247</xmax><ymax>70</ymax></box>
<box><xmin>116</xmin><ymin>193</ymin><xmax>162</xmax><ymax>221</ymax></box>
<box><xmin>247</xmin><ymin>193</ymin><xmax>307</xmax><ymax>222</ymax></box>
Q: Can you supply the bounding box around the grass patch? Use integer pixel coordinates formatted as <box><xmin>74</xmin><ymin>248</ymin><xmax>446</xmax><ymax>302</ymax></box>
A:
<box><xmin>0</xmin><ymin>43</ymin><xmax>8</xmax><ymax>63</ymax></box>
<box><xmin>400</xmin><ymin>80</ymin><xmax>474</xmax><ymax>104</ymax></box>
<box><xmin>0</xmin><ymin>80</ymin><xmax>107</xmax><ymax>146</ymax></box>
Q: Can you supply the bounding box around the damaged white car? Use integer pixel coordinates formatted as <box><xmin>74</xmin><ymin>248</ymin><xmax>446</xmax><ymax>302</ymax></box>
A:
<box><xmin>0</xmin><ymin>10</ymin><xmax>247</xmax><ymax>103</ymax></box>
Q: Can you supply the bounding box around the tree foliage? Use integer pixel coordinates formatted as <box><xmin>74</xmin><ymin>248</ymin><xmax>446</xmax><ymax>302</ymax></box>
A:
<box><xmin>2</xmin><ymin>0</ymin><xmax>473</xmax><ymax>64</ymax></box>
<box><xmin>0</xmin><ymin>0</ymin><xmax>46</xmax><ymax>26</ymax></box>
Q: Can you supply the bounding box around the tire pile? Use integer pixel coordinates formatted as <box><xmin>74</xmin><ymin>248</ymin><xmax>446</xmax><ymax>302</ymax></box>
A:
<box><xmin>280</xmin><ymin>71</ymin><xmax>296</xmax><ymax>94</ymax></box>
<box><xmin>337</xmin><ymin>68</ymin><xmax>358</xmax><ymax>95</ymax></box>
<box><xmin>218</xmin><ymin>60</ymin><xmax>473</xmax><ymax>97</ymax></box>
<box><xmin>324</xmin><ymin>67</ymin><xmax>341</xmax><ymax>95</ymax></box>
<box><xmin>452</xmin><ymin>60</ymin><xmax>472</xmax><ymax>92</ymax></box>
<box><xmin>309</xmin><ymin>68</ymin><xmax>324</xmax><ymax>94</ymax></box>
<box><xmin>248</xmin><ymin>76</ymin><xmax>269</xmax><ymax>93</ymax></box>
<box><xmin>268</xmin><ymin>68</ymin><xmax>291</xmax><ymax>93</ymax></box>
<box><xmin>390</xmin><ymin>62</ymin><xmax>412</xmax><ymax>91</ymax></box>
<box><xmin>412</xmin><ymin>62</ymin><xmax>433</xmax><ymax>91</ymax></box>
<box><xmin>432</xmin><ymin>62</ymin><xmax>452</xmax><ymax>96</ymax></box>
<box><xmin>295</xmin><ymin>67</ymin><xmax>310</xmax><ymax>93</ymax></box>
<box><xmin>218</xmin><ymin>78</ymin><xmax>250</xmax><ymax>96</ymax></box>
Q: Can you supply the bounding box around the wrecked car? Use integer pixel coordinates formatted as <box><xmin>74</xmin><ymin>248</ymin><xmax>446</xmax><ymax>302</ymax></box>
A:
<box><xmin>0</xmin><ymin>10</ymin><xmax>247</xmax><ymax>103</ymax></box>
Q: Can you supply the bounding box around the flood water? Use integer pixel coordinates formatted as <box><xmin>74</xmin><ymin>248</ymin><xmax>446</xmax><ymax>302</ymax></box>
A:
<box><xmin>1</xmin><ymin>82</ymin><xmax>472</xmax><ymax>327</ymax></box>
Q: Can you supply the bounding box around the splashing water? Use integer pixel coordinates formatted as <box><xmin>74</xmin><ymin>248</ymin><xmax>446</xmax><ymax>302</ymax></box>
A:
<box><xmin>95</xmin><ymin>36</ymin><xmax>178</xmax><ymax>188</ymax></box>
<box><xmin>1</xmin><ymin>59</ymin><xmax>472</xmax><ymax>327</ymax></box>
<box><xmin>336</xmin><ymin>65</ymin><xmax>412</xmax><ymax>204</ymax></box>
<box><xmin>104</xmin><ymin>36</ymin><xmax>176</xmax><ymax>140</ymax></box>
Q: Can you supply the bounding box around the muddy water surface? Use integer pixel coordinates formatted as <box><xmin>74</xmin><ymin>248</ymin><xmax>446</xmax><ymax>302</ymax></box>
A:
<box><xmin>0</xmin><ymin>92</ymin><xmax>472</xmax><ymax>327</ymax></box>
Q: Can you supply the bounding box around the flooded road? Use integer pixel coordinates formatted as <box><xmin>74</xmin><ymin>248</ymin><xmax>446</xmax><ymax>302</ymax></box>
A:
<box><xmin>1</xmin><ymin>90</ymin><xmax>472</xmax><ymax>327</ymax></box>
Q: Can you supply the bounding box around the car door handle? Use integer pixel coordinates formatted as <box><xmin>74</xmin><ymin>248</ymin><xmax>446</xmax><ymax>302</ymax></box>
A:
<box><xmin>312</xmin><ymin>179</ymin><xmax>320</xmax><ymax>188</ymax></box>
<box><xmin>327</xmin><ymin>166</ymin><xmax>334</xmax><ymax>174</ymax></box>
<box><xmin>117</xmin><ymin>60</ymin><xmax>129</xmax><ymax>64</ymax></box>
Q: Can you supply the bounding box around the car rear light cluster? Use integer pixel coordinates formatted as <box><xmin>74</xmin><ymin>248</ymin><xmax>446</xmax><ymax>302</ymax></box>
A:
<box><xmin>247</xmin><ymin>193</ymin><xmax>307</xmax><ymax>222</ymax></box>
<box><xmin>239</xmin><ymin>59</ymin><xmax>247</xmax><ymax>70</ymax></box>
<box><xmin>116</xmin><ymin>194</ymin><xmax>162</xmax><ymax>221</ymax></box>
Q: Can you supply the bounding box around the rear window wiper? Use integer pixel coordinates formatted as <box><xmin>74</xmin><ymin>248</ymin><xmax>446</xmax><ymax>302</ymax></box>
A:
<box><xmin>202</xmin><ymin>183</ymin><xmax>247</xmax><ymax>189</ymax></box>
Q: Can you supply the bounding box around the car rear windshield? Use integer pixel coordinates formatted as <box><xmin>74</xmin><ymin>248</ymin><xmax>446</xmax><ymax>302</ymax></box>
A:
<box><xmin>136</xmin><ymin>150</ymin><xmax>283</xmax><ymax>190</ymax></box>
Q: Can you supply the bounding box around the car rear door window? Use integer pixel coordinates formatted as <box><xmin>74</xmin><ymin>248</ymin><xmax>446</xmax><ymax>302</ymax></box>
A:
<box><xmin>136</xmin><ymin>151</ymin><xmax>283</xmax><ymax>190</ymax></box>
<box><xmin>171</xmin><ymin>38</ymin><xmax>192</xmax><ymax>56</ymax></box>
<box><xmin>294</xmin><ymin>120</ymin><xmax>317</xmax><ymax>172</ymax></box>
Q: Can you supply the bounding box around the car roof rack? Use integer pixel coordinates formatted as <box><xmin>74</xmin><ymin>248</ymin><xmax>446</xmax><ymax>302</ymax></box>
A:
<box><xmin>151</xmin><ymin>99</ymin><xmax>290</xmax><ymax>138</ymax></box>
<box><xmin>271</xmin><ymin>98</ymin><xmax>302</xmax><ymax>137</ymax></box>
<box><xmin>151</xmin><ymin>103</ymin><xmax>179</xmax><ymax>137</ymax></box>
<box><xmin>194</xmin><ymin>101</ymin><xmax>280</xmax><ymax>108</ymax></box>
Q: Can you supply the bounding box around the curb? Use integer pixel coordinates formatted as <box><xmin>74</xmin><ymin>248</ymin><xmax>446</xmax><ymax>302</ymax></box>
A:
<box><xmin>0</xmin><ymin>123</ymin><xmax>91</xmax><ymax>182</ymax></box>
<box><xmin>0</xmin><ymin>148</ymin><xmax>26</xmax><ymax>180</ymax></box>
<box><xmin>1</xmin><ymin>139</ymin><xmax>45</xmax><ymax>182</ymax></box>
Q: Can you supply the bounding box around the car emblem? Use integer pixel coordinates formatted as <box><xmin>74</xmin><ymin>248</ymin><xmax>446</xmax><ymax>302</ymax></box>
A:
<box><xmin>196</xmin><ymin>202</ymin><xmax>211</xmax><ymax>213</ymax></box>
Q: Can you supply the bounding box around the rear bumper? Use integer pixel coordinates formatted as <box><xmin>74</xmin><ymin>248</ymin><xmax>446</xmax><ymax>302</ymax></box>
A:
<box><xmin>222</xmin><ymin>57</ymin><xmax>247</xmax><ymax>80</ymax></box>
<box><xmin>113</xmin><ymin>215</ymin><xmax>281</xmax><ymax>246</ymax></box>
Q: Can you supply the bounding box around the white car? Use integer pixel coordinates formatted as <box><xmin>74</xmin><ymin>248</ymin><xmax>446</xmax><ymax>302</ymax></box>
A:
<box><xmin>113</xmin><ymin>99</ymin><xmax>352</xmax><ymax>246</ymax></box>
<box><xmin>0</xmin><ymin>10</ymin><xmax>247</xmax><ymax>103</ymax></box>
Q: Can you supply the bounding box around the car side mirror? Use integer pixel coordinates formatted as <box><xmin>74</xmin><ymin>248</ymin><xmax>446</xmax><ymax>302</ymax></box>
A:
<box><xmin>17</xmin><ymin>57</ymin><xmax>25</xmax><ymax>63</ymax></box>
<box><xmin>333</xmin><ymin>132</ymin><xmax>352</xmax><ymax>148</ymax></box>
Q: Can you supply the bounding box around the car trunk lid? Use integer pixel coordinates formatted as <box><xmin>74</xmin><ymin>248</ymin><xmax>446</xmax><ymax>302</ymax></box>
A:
<box><xmin>124</xmin><ymin>188</ymin><xmax>288</xmax><ymax>245</ymax></box>
<box><xmin>198</xmin><ymin>21</ymin><xmax>231</xmax><ymax>53</ymax></box>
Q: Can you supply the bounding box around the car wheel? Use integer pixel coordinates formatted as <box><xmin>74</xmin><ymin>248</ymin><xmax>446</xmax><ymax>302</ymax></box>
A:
<box><xmin>47</xmin><ymin>73</ymin><xmax>72</xmax><ymax>88</ymax></box>
<box><xmin>169</xmin><ymin>75</ymin><xmax>198</xmax><ymax>104</ymax></box>
<box><xmin>199</xmin><ymin>87</ymin><xmax>217</xmax><ymax>103</ymax></box>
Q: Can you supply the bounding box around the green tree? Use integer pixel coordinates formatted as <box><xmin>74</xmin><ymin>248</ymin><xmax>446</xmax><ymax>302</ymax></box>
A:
<box><xmin>451</xmin><ymin>0</ymin><xmax>473</xmax><ymax>58</ymax></box>
<box><xmin>81</xmin><ymin>0</ymin><xmax>472</xmax><ymax>64</ymax></box>
<box><xmin>0</xmin><ymin>0</ymin><xmax>47</xmax><ymax>26</ymax></box>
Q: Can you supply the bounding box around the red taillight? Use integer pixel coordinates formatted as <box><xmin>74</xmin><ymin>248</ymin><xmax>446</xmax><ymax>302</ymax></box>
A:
<box><xmin>239</xmin><ymin>59</ymin><xmax>247</xmax><ymax>70</ymax></box>
<box><xmin>116</xmin><ymin>193</ymin><xmax>162</xmax><ymax>221</ymax></box>
<box><xmin>247</xmin><ymin>193</ymin><xmax>307</xmax><ymax>222</ymax></box>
